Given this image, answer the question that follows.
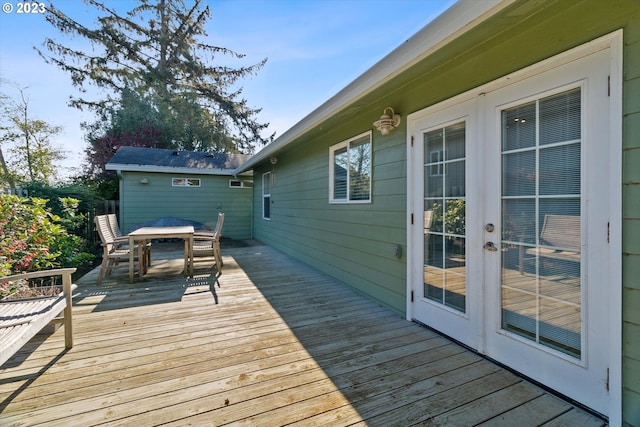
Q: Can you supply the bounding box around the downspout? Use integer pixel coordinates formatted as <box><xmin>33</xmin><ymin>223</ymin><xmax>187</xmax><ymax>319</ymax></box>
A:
<box><xmin>232</xmin><ymin>171</ymin><xmax>255</xmax><ymax>240</ymax></box>
<box><xmin>117</xmin><ymin>170</ymin><xmax>125</xmax><ymax>232</ymax></box>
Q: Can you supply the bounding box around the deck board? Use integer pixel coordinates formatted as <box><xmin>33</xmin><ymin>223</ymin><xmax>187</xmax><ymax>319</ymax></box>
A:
<box><xmin>0</xmin><ymin>242</ymin><xmax>605</xmax><ymax>426</ymax></box>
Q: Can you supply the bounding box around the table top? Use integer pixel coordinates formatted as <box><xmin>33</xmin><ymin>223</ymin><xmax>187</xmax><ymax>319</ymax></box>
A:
<box><xmin>129</xmin><ymin>226</ymin><xmax>194</xmax><ymax>238</ymax></box>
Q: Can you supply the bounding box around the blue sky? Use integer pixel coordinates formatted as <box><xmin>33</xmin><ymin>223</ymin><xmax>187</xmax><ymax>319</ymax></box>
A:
<box><xmin>0</xmin><ymin>0</ymin><xmax>454</xmax><ymax>179</ymax></box>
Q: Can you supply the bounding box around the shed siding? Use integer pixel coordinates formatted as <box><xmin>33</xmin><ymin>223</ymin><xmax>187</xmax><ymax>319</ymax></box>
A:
<box><xmin>249</xmin><ymin>1</ymin><xmax>639</xmax><ymax>422</ymax></box>
<box><xmin>120</xmin><ymin>171</ymin><xmax>252</xmax><ymax>240</ymax></box>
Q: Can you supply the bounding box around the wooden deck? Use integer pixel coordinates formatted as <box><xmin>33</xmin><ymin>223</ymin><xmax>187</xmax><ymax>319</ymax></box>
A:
<box><xmin>1</xmin><ymin>242</ymin><xmax>605</xmax><ymax>426</ymax></box>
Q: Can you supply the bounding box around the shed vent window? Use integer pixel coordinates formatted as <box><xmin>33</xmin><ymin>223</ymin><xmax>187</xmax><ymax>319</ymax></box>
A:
<box><xmin>172</xmin><ymin>178</ymin><xmax>201</xmax><ymax>187</ymax></box>
<box><xmin>229</xmin><ymin>180</ymin><xmax>253</xmax><ymax>188</ymax></box>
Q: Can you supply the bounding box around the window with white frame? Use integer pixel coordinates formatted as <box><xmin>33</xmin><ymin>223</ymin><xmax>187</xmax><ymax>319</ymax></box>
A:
<box><xmin>262</xmin><ymin>172</ymin><xmax>271</xmax><ymax>220</ymax></box>
<box><xmin>329</xmin><ymin>131</ymin><xmax>372</xmax><ymax>203</ymax></box>
<box><xmin>229</xmin><ymin>180</ymin><xmax>253</xmax><ymax>188</ymax></box>
<box><xmin>172</xmin><ymin>177</ymin><xmax>201</xmax><ymax>187</ymax></box>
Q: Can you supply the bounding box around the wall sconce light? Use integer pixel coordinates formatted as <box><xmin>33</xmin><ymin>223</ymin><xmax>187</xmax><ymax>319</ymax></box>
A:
<box><xmin>373</xmin><ymin>106</ymin><xmax>401</xmax><ymax>136</ymax></box>
<box><xmin>139</xmin><ymin>178</ymin><xmax>149</xmax><ymax>184</ymax></box>
<box><xmin>270</xmin><ymin>157</ymin><xmax>278</xmax><ymax>165</ymax></box>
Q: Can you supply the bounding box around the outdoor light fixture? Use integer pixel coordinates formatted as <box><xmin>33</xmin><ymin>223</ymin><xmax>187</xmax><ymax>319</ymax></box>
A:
<box><xmin>270</xmin><ymin>157</ymin><xmax>278</xmax><ymax>165</ymax></box>
<box><xmin>373</xmin><ymin>106</ymin><xmax>401</xmax><ymax>136</ymax></box>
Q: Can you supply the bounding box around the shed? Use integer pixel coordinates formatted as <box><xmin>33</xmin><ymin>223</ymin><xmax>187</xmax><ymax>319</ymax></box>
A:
<box><xmin>234</xmin><ymin>0</ymin><xmax>640</xmax><ymax>423</ymax></box>
<box><xmin>106</xmin><ymin>146</ymin><xmax>253</xmax><ymax>239</ymax></box>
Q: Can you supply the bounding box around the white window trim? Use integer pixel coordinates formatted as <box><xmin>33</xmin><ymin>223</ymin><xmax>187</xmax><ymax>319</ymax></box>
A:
<box><xmin>262</xmin><ymin>172</ymin><xmax>271</xmax><ymax>220</ymax></box>
<box><xmin>329</xmin><ymin>130</ymin><xmax>372</xmax><ymax>204</ymax></box>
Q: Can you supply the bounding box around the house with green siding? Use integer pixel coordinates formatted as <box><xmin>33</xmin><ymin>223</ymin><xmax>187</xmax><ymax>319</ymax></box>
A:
<box><xmin>106</xmin><ymin>147</ymin><xmax>252</xmax><ymax>239</ymax></box>
<box><xmin>233</xmin><ymin>0</ymin><xmax>640</xmax><ymax>424</ymax></box>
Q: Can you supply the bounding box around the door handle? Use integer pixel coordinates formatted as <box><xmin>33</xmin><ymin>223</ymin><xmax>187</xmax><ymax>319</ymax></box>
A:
<box><xmin>484</xmin><ymin>242</ymin><xmax>498</xmax><ymax>252</ymax></box>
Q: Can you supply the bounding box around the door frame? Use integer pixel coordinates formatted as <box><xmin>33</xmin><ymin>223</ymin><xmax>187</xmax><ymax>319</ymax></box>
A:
<box><xmin>406</xmin><ymin>30</ymin><xmax>622</xmax><ymax>421</ymax></box>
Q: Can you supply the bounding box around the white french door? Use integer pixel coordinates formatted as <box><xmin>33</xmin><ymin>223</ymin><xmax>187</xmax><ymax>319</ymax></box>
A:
<box><xmin>408</xmin><ymin>37</ymin><xmax>620</xmax><ymax>416</ymax></box>
<box><xmin>409</xmin><ymin>98</ymin><xmax>483</xmax><ymax>350</ymax></box>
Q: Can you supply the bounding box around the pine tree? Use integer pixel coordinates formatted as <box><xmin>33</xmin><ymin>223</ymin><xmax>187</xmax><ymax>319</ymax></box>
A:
<box><xmin>38</xmin><ymin>0</ymin><xmax>271</xmax><ymax>154</ymax></box>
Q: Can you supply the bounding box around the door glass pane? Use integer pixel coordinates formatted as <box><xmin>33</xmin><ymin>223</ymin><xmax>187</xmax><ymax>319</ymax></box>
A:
<box><xmin>501</xmin><ymin>88</ymin><xmax>582</xmax><ymax>358</ymax></box>
<box><xmin>425</xmin><ymin>169</ymin><xmax>443</xmax><ymax>197</ymax></box>
<box><xmin>424</xmin><ymin>121</ymin><xmax>466</xmax><ymax>313</ymax></box>
<box><xmin>445</xmin><ymin>122</ymin><xmax>465</xmax><ymax>160</ymax></box>
<box><xmin>502</xmin><ymin>151</ymin><xmax>535</xmax><ymax>197</ymax></box>
<box><xmin>502</xmin><ymin>199</ymin><xmax>536</xmax><ymax>245</ymax></box>
<box><xmin>502</xmin><ymin>101</ymin><xmax>536</xmax><ymax>150</ymax></box>
<box><xmin>539</xmin><ymin>143</ymin><xmax>580</xmax><ymax>195</ymax></box>
<box><xmin>424</xmin><ymin>129</ymin><xmax>443</xmax><ymax>163</ymax></box>
<box><xmin>539</xmin><ymin>88</ymin><xmax>581</xmax><ymax>145</ymax></box>
<box><xmin>445</xmin><ymin>161</ymin><xmax>465</xmax><ymax>197</ymax></box>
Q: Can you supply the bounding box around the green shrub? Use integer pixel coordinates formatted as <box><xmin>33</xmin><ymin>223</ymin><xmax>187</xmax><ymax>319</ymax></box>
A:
<box><xmin>0</xmin><ymin>194</ymin><xmax>94</xmax><ymax>298</ymax></box>
<box><xmin>23</xmin><ymin>181</ymin><xmax>98</xmax><ymax>237</ymax></box>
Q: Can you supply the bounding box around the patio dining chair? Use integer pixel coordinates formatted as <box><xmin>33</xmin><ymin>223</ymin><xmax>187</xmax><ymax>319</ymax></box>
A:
<box><xmin>107</xmin><ymin>213</ymin><xmax>151</xmax><ymax>266</ymax></box>
<box><xmin>192</xmin><ymin>212</ymin><xmax>224</xmax><ymax>277</ymax></box>
<box><xmin>94</xmin><ymin>215</ymin><xmax>149</xmax><ymax>284</ymax></box>
<box><xmin>106</xmin><ymin>213</ymin><xmax>127</xmax><ymax>240</ymax></box>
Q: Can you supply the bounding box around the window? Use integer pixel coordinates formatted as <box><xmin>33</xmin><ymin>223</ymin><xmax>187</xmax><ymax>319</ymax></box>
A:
<box><xmin>229</xmin><ymin>180</ymin><xmax>253</xmax><ymax>188</ymax></box>
<box><xmin>329</xmin><ymin>131</ymin><xmax>372</xmax><ymax>203</ymax></box>
<box><xmin>262</xmin><ymin>172</ymin><xmax>271</xmax><ymax>220</ymax></box>
<box><xmin>172</xmin><ymin>177</ymin><xmax>201</xmax><ymax>187</ymax></box>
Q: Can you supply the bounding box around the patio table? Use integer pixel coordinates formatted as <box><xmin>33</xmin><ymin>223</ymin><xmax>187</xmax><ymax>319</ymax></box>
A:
<box><xmin>127</xmin><ymin>226</ymin><xmax>194</xmax><ymax>283</ymax></box>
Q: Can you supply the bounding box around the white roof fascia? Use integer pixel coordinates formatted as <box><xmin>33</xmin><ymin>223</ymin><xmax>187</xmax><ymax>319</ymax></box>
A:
<box><xmin>234</xmin><ymin>0</ymin><xmax>515</xmax><ymax>175</ymax></box>
<box><xmin>105</xmin><ymin>163</ymin><xmax>237</xmax><ymax>176</ymax></box>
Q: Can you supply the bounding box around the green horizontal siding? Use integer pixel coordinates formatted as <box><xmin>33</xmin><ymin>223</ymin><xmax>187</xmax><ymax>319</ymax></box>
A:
<box><xmin>254</xmin><ymin>129</ymin><xmax>407</xmax><ymax>314</ymax></box>
<box><xmin>120</xmin><ymin>172</ymin><xmax>252</xmax><ymax>240</ymax></box>
<box><xmin>623</xmin><ymin>4</ymin><xmax>640</xmax><ymax>424</ymax></box>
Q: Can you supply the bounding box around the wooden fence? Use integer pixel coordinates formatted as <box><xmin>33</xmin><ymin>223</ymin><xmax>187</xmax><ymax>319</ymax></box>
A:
<box><xmin>85</xmin><ymin>200</ymin><xmax>119</xmax><ymax>246</ymax></box>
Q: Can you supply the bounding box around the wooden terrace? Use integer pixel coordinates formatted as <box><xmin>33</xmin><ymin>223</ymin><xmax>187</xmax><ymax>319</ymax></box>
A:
<box><xmin>1</xmin><ymin>241</ymin><xmax>605</xmax><ymax>426</ymax></box>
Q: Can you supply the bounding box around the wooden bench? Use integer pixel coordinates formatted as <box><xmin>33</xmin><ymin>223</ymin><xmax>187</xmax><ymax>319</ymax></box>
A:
<box><xmin>0</xmin><ymin>268</ymin><xmax>75</xmax><ymax>366</ymax></box>
<box><xmin>519</xmin><ymin>214</ymin><xmax>581</xmax><ymax>274</ymax></box>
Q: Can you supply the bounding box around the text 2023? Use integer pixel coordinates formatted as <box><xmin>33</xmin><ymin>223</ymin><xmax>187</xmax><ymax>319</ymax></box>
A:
<box><xmin>17</xmin><ymin>2</ymin><xmax>45</xmax><ymax>14</ymax></box>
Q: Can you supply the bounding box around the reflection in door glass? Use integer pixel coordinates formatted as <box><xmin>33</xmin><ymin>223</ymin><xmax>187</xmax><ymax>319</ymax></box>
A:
<box><xmin>423</xmin><ymin>122</ymin><xmax>466</xmax><ymax>312</ymax></box>
<box><xmin>501</xmin><ymin>87</ymin><xmax>582</xmax><ymax>358</ymax></box>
